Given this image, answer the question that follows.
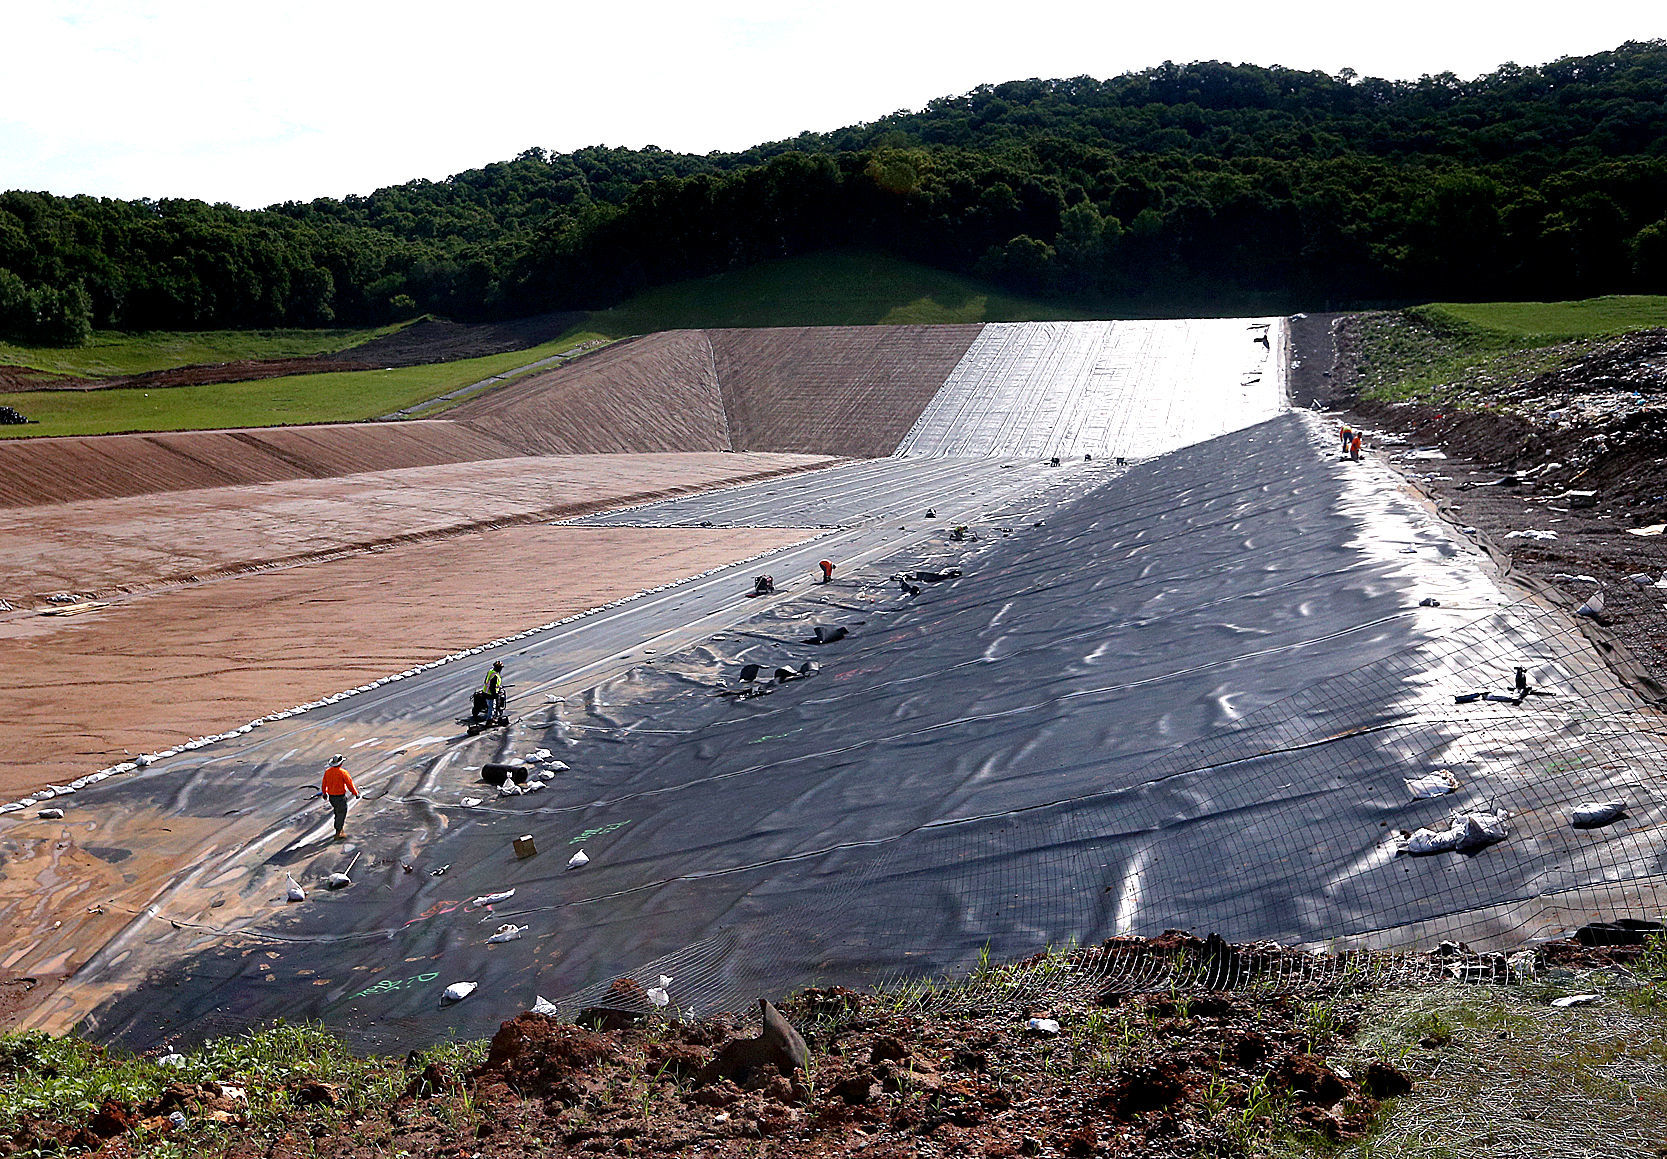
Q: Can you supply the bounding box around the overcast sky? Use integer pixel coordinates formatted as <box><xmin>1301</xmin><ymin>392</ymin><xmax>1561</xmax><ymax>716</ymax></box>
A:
<box><xmin>3</xmin><ymin>1</ymin><xmax>1663</xmax><ymax>209</ymax></box>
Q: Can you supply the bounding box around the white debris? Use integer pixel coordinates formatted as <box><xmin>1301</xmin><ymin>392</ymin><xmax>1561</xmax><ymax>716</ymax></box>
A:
<box><xmin>531</xmin><ymin>995</ymin><xmax>559</xmax><ymax>1016</ymax></box>
<box><xmin>1507</xmin><ymin>950</ymin><xmax>1537</xmax><ymax>981</ymax></box>
<box><xmin>522</xmin><ymin>781</ymin><xmax>545</xmax><ymax>792</ymax></box>
<box><xmin>38</xmin><ymin>808</ymin><xmax>65</xmax><ymax>819</ymax></box>
<box><xmin>1504</xmin><ymin>529</ymin><xmax>1558</xmax><ymax>540</ymax></box>
<box><xmin>1403</xmin><ymin>809</ymin><xmax>1510</xmax><ymax>855</ymax></box>
<box><xmin>325</xmin><ymin>872</ymin><xmax>351</xmax><ymax>890</ymax></box>
<box><xmin>286</xmin><ymin>876</ymin><xmax>306</xmax><ymax>903</ymax></box>
<box><xmin>460</xmin><ymin>796</ymin><xmax>483</xmax><ymax>808</ymax></box>
<box><xmin>471</xmin><ymin>889</ymin><xmax>515</xmax><ymax>906</ymax></box>
<box><xmin>1570</xmin><ymin>801</ymin><xmax>1626</xmax><ymax>827</ymax></box>
<box><xmin>443</xmin><ymin>981</ymin><xmax>478</xmax><ymax>1003</ymax></box>
<box><xmin>222</xmin><ymin>1085</ymin><xmax>248</xmax><ymax>1104</ymax></box>
<box><xmin>567</xmin><ymin>849</ymin><xmax>590</xmax><ymax>870</ymax></box>
<box><xmin>646</xmin><ymin>974</ymin><xmax>674</xmax><ymax>1007</ymax></box>
<box><xmin>1550</xmin><ymin>993</ymin><xmax>1601</xmax><ymax>1008</ymax></box>
<box><xmin>1626</xmin><ymin>523</ymin><xmax>1666</xmax><ymax>537</ymax></box>
<box><xmin>1405</xmin><ymin>770</ymin><xmax>1459</xmax><ymax>799</ymax></box>
<box><xmin>499</xmin><ymin>783</ymin><xmax>523</xmax><ymax>797</ymax></box>
<box><xmin>546</xmin><ymin>761</ymin><xmax>570</xmax><ymax>772</ymax></box>
<box><xmin>158</xmin><ymin>1053</ymin><xmax>187</xmax><ymax>1069</ymax></box>
<box><xmin>1629</xmin><ymin>572</ymin><xmax>1656</xmax><ymax>585</ymax></box>
<box><xmin>487</xmin><ymin>924</ymin><xmax>527</xmax><ymax>944</ymax></box>
<box><xmin>1576</xmin><ymin>591</ymin><xmax>1606</xmax><ymax>619</ymax></box>
<box><xmin>1025</xmin><ymin>1018</ymin><xmax>1061</xmax><ymax>1035</ymax></box>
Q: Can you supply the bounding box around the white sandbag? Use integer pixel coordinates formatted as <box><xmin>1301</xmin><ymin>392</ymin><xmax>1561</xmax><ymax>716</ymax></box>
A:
<box><xmin>531</xmin><ymin>995</ymin><xmax>559</xmax><ymax>1016</ymax></box>
<box><xmin>38</xmin><ymin>808</ymin><xmax>65</xmax><ymax>819</ymax></box>
<box><xmin>471</xmin><ymin>889</ymin><xmax>515</xmax><ymax>906</ymax></box>
<box><xmin>487</xmin><ymin>924</ymin><xmax>526</xmax><ymax>944</ymax></box>
<box><xmin>1405</xmin><ymin>770</ymin><xmax>1459</xmax><ymax>799</ymax></box>
<box><xmin>443</xmin><ymin>981</ymin><xmax>477</xmax><ymax>1003</ymax></box>
<box><xmin>286</xmin><ymin>875</ymin><xmax>305</xmax><ymax>903</ymax></box>
<box><xmin>567</xmin><ymin>849</ymin><xmax>590</xmax><ymax>870</ymax></box>
<box><xmin>1570</xmin><ymin>800</ymin><xmax>1626</xmax><ymax>827</ymax></box>
<box><xmin>1405</xmin><ymin>809</ymin><xmax>1509</xmax><ymax>855</ymax></box>
<box><xmin>325</xmin><ymin>872</ymin><xmax>351</xmax><ymax>890</ymax></box>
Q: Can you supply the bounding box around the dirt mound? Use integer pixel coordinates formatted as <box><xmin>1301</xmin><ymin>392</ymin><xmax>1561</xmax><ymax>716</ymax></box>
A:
<box><xmin>0</xmin><ymin>420</ymin><xmax>527</xmax><ymax>507</ymax></box>
<box><xmin>710</xmin><ymin>324</ymin><xmax>982</xmax><ymax>457</ymax></box>
<box><xmin>0</xmin><ymin>356</ymin><xmax>377</xmax><ymax>393</ymax></box>
<box><xmin>473</xmin><ymin>1015</ymin><xmax>620</xmax><ymax>1105</ymax></box>
<box><xmin>348</xmin><ymin>312</ymin><xmax>584</xmax><ymax>367</ymax></box>
<box><xmin>450</xmin><ymin>331</ymin><xmax>731</xmax><ymax>454</ymax></box>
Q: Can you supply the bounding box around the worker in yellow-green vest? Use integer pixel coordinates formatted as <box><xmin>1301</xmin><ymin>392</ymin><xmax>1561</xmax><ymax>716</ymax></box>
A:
<box><xmin>482</xmin><ymin>661</ymin><xmax>504</xmax><ymax>724</ymax></box>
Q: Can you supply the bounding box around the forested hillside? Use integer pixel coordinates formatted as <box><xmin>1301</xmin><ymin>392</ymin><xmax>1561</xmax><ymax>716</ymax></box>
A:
<box><xmin>3</xmin><ymin>41</ymin><xmax>1666</xmax><ymax>343</ymax></box>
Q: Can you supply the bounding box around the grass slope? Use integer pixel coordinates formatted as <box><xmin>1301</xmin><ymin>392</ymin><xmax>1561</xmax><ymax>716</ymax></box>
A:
<box><xmin>0</xmin><ymin>335</ymin><xmax>590</xmax><ymax>439</ymax></box>
<box><xmin>1423</xmin><ymin>295</ymin><xmax>1667</xmax><ymax>343</ymax></box>
<box><xmin>574</xmin><ymin>251</ymin><xmax>1085</xmax><ymax>338</ymax></box>
<box><xmin>0</xmin><ymin>253</ymin><xmax>1078</xmax><ymax>437</ymax></box>
<box><xmin>0</xmin><ymin>321</ymin><xmax>414</xmax><ymax>380</ymax></box>
<box><xmin>1354</xmin><ymin>294</ymin><xmax>1667</xmax><ymax>404</ymax></box>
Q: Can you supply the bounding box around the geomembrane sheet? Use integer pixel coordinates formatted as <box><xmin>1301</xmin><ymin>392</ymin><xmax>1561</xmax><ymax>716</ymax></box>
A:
<box><xmin>65</xmin><ymin>413</ymin><xmax>1665</xmax><ymax>1050</ymax></box>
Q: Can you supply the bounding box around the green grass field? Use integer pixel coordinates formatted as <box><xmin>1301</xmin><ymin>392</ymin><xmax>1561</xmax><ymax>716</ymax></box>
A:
<box><xmin>1418</xmin><ymin>295</ymin><xmax>1667</xmax><ymax>343</ymax></box>
<box><xmin>0</xmin><ymin>334</ymin><xmax>591</xmax><ymax>438</ymax></box>
<box><xmin>576</xmin><ymin>251</ymin><xmax>1083</xmax><ymax>337</ymax></box>
<box><xmin>1356</xmin><ymin>294</ymin><xmax>1667</xmax><ymax>403</ymax></box>
<box><xmin>0</xmin><ymin>321</ymin><xmax>414</xmax><ymax>380</ymax></box>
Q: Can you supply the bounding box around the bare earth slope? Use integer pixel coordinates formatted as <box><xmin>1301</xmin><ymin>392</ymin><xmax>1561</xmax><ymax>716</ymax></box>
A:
<box><xmin>709</xmin><ymin>324</ymin><xmax>982</xmax><ymax>457</ymax></box>
<box><xmin>0</xmin><ymin>421</ymin><xmax>527</xmax><ymax>507</ymax></box>
<box><xmin>449</xmin><ymin>331</ymin><xmax>731</xmax><ymax>454</ymax></box>
<box><xmin>1</xmin><ymin>451</ymin><xmax>833</xmax><ymax>601</ymax></box>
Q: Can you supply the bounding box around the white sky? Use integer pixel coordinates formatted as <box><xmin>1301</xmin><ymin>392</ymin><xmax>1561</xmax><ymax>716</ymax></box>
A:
<box><xmin>3</xmin><ymin>1</ymin><xmax>1663</xmax><ymax>209</ymax></box>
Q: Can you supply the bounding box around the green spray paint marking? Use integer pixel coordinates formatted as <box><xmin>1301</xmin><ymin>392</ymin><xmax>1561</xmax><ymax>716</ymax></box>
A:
<box><xmin>749</xmin><ymin>728</ymin><xmax>804</xmax><ymax>745</ymax></box>
<box><xmin>348</xmin><ymin>971</ymin><xmax>439</xmax><ymax>1001</ymax></box>
<box><xmin>570</xmin><ymin>820</ymin><xmax>631</xmax><ymax>845</ymax></box>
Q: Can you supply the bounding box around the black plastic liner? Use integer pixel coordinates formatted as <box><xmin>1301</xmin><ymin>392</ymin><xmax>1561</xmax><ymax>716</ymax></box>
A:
<box><xmin>77</xmin><ymin>414</ymin><xmax>1661</xmax><ymax>1050</ymax></box>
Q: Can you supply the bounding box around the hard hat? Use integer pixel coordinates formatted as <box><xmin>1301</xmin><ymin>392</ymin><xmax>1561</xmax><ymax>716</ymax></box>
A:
<box><xmin>331</xmin><ymin>755</ymin><xmax>343</xmax><ymax>765</ymax></box>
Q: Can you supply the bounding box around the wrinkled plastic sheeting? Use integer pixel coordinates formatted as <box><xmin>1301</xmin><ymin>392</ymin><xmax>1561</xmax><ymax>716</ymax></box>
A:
<box><xmin>78</xmin><ymin>414</ymin><xmax>1664</xmax><ymax>1052</ymax></box>
<box><xmin>895</xmin><ymin>319</ymin><xmax>1285</xmax><ymax>460</ymax></box>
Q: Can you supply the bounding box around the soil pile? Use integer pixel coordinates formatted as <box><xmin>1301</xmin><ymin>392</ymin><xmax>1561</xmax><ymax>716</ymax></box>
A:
<box><xmin>1</xmin><ymin>935</ymin><xmax>1426</xmax><ymax>1159</ymax></box>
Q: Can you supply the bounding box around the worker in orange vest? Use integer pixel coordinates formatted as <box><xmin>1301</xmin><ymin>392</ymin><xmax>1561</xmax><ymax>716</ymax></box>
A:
<box><xmin>819</xmin><ymin>559</ymin><xmax>835</xmax><ymax>584</ymax></box>
<box><xmin>321</xmin><ymin>755</ymin><xmax>361</xmax><ymax>839</ymax></box>
<box><xmin>1350</xmin><ymin>433</ymin><xmax>1363</xmax><ymax>461</ymax></box>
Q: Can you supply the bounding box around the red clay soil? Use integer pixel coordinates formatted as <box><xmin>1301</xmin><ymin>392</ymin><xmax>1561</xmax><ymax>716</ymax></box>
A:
<box><xmin>0</xmin><ymin>421</ymin><xmax>529</xmax><ymax>507</ymax></box>
<box><xmin>710</xmin><ymin>324</ymin><xmax>982</xmax><ymax>457</ymax></box>
<box><xmin>0</xmin><ymin>944</ymin><xmax>1420</xmax><ymax>1159</ymax></box>
<box><xmin>448</xmin><ymin>331</ymin><xmax>731</xmax><ymax>455</ymax></box>
<box><xmin>0</xmin><ymin>522</ymin><xmax>818</xmax><ymax>800</ymax></box>
<box><xmin>1</xmin><ymin>451</ymin><xmax>835</xmax><ymax>601</ymax></box>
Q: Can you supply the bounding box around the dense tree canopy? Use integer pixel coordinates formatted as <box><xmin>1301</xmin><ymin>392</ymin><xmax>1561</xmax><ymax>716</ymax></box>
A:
<box><xmin>4</xmin><ymin>41</ymin><xmax>1666</xmax><ymax>343</ymax></box>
